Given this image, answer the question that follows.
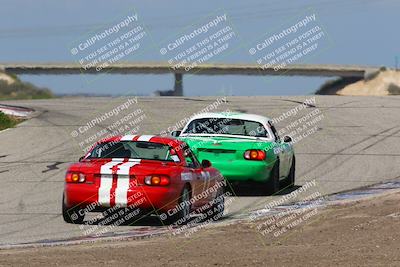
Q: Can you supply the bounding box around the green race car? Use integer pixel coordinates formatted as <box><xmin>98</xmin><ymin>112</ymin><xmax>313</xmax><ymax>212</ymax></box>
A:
<box><xmin>173</xmin><ymin>112</ymin><xmax>295</xmax><ymax>194</ymax></box>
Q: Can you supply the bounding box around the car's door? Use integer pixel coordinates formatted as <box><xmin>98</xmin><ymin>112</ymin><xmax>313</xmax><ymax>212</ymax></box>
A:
<box><xmin>194</xmin><ymin>154</ymin><xmax>218</xmax><ymax>202</ymax></box>
<box><xmin>182</xmin><ymin>146</ymin><xmax>209</xmax><ymax>207</ymax></box>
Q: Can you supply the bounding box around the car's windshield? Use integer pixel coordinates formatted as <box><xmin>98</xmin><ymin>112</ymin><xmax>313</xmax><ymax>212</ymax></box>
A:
<box><xmin>183</xmin><ymin>118</ymin><xmax>269</xmax><ymax>137</ymax></box>
<box><xmin>87</xmin><ymin>141</ymin><xmax>179</xmax><ymax>162</ymax></box>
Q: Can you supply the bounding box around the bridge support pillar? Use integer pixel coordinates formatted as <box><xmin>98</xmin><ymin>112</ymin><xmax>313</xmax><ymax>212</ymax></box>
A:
<box><xmin>174</xmin><ymin>73</ymin><xmax>183</xmax><ymax>96</ymax></box>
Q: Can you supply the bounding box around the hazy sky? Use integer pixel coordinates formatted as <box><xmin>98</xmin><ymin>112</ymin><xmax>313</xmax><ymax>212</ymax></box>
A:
<box><xmin>1</xmin><ymin>0</ymin><xmax>399</xmax><ymax>96</ymax></box>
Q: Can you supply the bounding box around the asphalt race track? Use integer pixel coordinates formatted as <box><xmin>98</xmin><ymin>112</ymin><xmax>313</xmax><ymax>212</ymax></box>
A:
<box><xmin>1</xmin><ymin>95</ymin><xmax>400</xmax><ymax>246</ymax></box>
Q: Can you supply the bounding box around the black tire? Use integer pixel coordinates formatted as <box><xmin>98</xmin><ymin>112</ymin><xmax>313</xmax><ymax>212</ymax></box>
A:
<box><xmin>62</xmin><ymin>194</ymin><xmax>85</xmax><ymax>224</ymax></box>
<box><xmin>123</xmin><ymin>207</ymin><xmax>145</xmax><ymax>225</ymax></box>
<box><xmin>165</xmin><ymin>186</ymin><xmax>191</xmax><ymax>225</ymax></box>
<box><xmin>204</xmin><ymin>187</ymin><xmax>225</xmax><ymax>221</ymax></box>
<box><xmin>283</xmin><ymin>156</ymin><xmax>296</xmax><ymax>188</ymax></box>
<box><xmin>265</xmin><ymin>161</ymin><xmax>280</xmax><ymax>195</ymax></box>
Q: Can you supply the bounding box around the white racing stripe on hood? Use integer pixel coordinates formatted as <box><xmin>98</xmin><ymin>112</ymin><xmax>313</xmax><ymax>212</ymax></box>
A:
<box><xmin>115</xmin><ymin>160</ymin><xmax>141</xmax><ymax>206</ymax></box>
<box><xmin>98</xmin><ymin>159</ymin><xmax>123</xmax><ymax>207</ymax></box>
<box><xmin>137</xmin><ymin>135</ymin><xmax>154</xmax><ymax>141</ymax></box>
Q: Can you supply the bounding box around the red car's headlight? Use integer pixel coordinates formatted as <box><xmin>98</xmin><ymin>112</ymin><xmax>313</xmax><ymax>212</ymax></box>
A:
<box><xmin>65</xmin><ymin>172</ymin><xmax>86</xmax><ymax>183</ymax></box>
<box><xmin>144</xmin><ymin>175</ymin><xmax>170</xmax><ymax>186</ymax></box>
<box><xmin>244</xmin><ymin>150</ymin><xmax>266</xmax><ymax>161</ymax></box>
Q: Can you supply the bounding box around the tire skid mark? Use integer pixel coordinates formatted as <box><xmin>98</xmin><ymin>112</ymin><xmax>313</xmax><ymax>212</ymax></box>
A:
<box><xmin>275</xmin><ymin>99</ymin><xmax>317</xmax><ymax>108</ymax></box>
<box><xmin>0</xmin><ymin>167</ymin><xmax>65</xmax><ymax>208</ymax></box>
<box><xmin>42</xmin><ymin>161</ymin><xmax>64</xmax><ymax>173</ymax></box>
<box><xmin>246</xmin><ymin>100</ymin><xmax>399</xmax><ymax>210</ymax></box>
<box><xmin>298</xmin><ymin>125</ymin><xmax>400</xmax><ymax>179</ymax></box>
<box><xmin>297</xmin><ymin>152</ymin><xmax>400</xmax><ymax>156</ymax></box>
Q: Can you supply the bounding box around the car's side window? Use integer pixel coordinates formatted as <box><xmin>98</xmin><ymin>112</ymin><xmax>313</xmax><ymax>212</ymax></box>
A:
<box><xmin>183</xmin><ymin>146</ymin><xmax>200</xmax><ymax>168</ymax></box>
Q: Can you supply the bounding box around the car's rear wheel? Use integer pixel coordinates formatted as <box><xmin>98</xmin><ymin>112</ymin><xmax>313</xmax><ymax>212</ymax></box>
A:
<box><xmin>166</xmin><ymin>186</ymin><xmax>191</xmax><ymax>225</ymax></box>
<box><xmin>283</xmin><ymin>156</ymin><xmax>296</xmax><ymax>189</ymax></box>
<box><xmin>265</xmin><ymin>161</ymin><xmax>280</xmax><ymax>195</ymax></box>
<box><xmin>62</xmin><ymin>194</ymin><xmax>85</xmax><ymax>224</ymax></box>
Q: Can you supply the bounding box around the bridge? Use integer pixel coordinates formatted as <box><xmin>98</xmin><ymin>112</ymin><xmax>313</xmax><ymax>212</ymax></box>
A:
<box><xmin>0</xmin><ymin>62</ymin><xmax>379</xmax><ymax>96</ymax></box>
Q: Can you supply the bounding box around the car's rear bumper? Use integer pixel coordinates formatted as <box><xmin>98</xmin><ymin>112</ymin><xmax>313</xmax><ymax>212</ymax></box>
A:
<box><xmin>211</xmin><ymin>160</ymin><xmax>274</xmax><ymax>182</ymax></box>
<box><xmin>64</xmin><ymin>183</ymin><xmax>181</xmax><ymax>213</ymax></box>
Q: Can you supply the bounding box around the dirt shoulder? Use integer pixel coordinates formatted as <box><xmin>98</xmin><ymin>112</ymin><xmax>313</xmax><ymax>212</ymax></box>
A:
<box><xmin>317</xmin><ymin>70</ymin><xmax>400</xmax><ymax>96</ymax></box>
<box><xmin>1</xmin><ymin>191</ymin><xmax>400</xmax><ymax>267</ymax></box>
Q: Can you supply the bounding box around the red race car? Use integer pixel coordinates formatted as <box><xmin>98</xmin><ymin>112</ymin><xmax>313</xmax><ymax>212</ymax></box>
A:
<box><xmin>62</xmin><ymin>135</ymin><xmax>226</xmax><ymax>225</ymax></box>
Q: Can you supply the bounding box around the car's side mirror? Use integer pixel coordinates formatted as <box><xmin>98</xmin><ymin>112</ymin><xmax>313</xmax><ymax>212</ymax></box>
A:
<box><xmin>283</xmin><ymin>136</ymin><xmax>292</xmax><ymax>143</ymax></box>
<box><xmin>201</xmin><ymin>159</ymin><xmax>212</xmax><ymax>168</ymax></box>
<box><xmin>171</xmin><ymin>130</ymin><xmax>182</xmax><ymax>137</ymax></box>
<box><xmin>78</xmin><ymin>156</ymin><xmax>84</xmax><ymax>162</ymax></box>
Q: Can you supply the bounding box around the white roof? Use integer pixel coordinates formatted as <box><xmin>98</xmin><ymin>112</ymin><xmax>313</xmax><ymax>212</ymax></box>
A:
<box><xmin>181</xmin><ymin>112</ymin><xmax>275</xmax><ymax>141</ymax></box>
<box><xmin>189</xmin><ymin>112</ymin><xmax>271</xmax><ymax>125</ymax></box>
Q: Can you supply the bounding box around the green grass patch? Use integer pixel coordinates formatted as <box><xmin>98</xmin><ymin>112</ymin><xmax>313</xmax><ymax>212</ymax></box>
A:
<box><xmin>0</xmin><ymin>111</ymin><xmax>21</xmax><ymax>131</ymax></box>
<box><xmin>0</xmin><ymin>78</ymin><xmax>54</xmax><ymax>100</ymax></box>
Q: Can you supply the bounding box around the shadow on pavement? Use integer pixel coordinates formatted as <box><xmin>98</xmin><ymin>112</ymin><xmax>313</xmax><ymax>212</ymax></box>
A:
<box><xmin>227</xmin><ymin>182</ymin><xmax>301</xmax><ymax>196</ymax></box>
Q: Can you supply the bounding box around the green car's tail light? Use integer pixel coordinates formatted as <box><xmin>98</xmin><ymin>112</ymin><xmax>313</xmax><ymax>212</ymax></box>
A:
<box><xmin>65</xmin><ymin>172</ymin><xmax>86</xmax><ymax>183</ymax></box>
<box><xmin>144</xmin><ymin>175</ymin><xmax>170</xmax><ymax>186</ymax></box>
<box><xmin>244</xmin><ymin>150</ymin><xmax>266</xmax><ymax>161</ymax></box>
